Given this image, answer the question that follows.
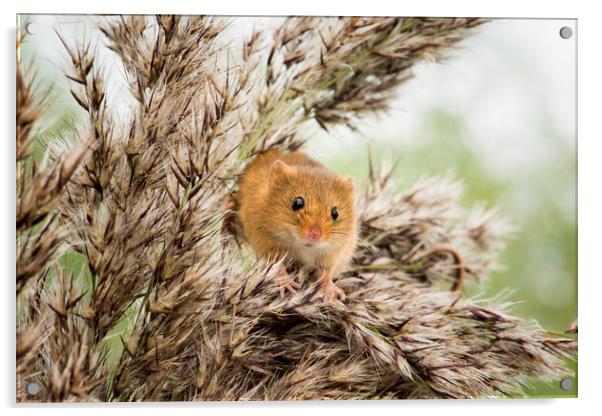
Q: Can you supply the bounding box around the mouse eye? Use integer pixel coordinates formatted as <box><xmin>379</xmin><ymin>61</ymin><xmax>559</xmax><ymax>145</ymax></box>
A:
<box><xmin>331</xmin><ymin>206</ymin><xmax>339</xmax><ymax>221</ymax></box>
<box><xmin>292</xmin><ymin>197</ymin><xmax>304</xmax><ymax>211</ymax></box>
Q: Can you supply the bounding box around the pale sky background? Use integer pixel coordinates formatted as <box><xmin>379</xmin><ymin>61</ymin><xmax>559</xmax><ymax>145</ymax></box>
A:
<box><xmin>305</xmin><ymin>18</ymin><xmax>576</xmax><ymax>178</ymax></box>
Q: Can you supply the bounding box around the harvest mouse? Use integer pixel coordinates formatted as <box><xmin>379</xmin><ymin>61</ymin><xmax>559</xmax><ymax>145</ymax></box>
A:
<box><xmin>236</xmin><ymin>149</ymin><xmax>358</xmax><ymax>301</ymax></box>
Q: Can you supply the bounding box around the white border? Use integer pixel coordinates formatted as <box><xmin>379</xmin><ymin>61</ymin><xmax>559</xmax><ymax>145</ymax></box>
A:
<box><xmin>3</xmin><ymin>1</ymin><xmax>600</xmax><ymax>415</ymax></box>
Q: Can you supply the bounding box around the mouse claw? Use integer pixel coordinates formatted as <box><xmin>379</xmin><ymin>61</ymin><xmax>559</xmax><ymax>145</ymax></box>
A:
<box><xmin>276</xmin><ymin>271</ymin><xmax>301</xmax><ymax>298</ymax></box>
<box><xmin>319</xmin><ymin>278</ymin><xmax>346</xmax><ymax>303</ymax></box>
<box><xmin>224</xmin><ymin>198</ymin><xmax>237</xmax><ymax>212</ymax></box>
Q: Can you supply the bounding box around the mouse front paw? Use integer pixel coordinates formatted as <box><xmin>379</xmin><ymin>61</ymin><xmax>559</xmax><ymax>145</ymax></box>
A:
<box><xmin>276</xmin><ymin>269</ymin><xmax>301</xmax><ymax>297</ymax></box>
<box><xmin>221</xmin><ymin>196</ymin><xmax>239</xmax><ymax>236</ymax></box>
<box><xmin>319</xmin><ymin>277</ymin><xmax>346</xmax><ymax>302</ymax></box>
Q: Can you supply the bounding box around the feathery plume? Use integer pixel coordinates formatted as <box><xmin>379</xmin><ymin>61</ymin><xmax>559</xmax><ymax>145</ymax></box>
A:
<box><xmin>16</xmin><ymin>16</ymin><xmax>575</xmax><ymax>402</ymax></box>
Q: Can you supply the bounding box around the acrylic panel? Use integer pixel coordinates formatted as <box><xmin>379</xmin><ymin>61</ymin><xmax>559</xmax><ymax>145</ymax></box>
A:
<box><xmin>16</xmin><ymin>15</ymin><xmax>577</xmax><ymax>402</ymax></box>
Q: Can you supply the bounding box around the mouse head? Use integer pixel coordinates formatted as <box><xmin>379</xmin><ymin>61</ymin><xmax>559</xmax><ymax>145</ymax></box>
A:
<box><xmin>266</xmin><ymin>159</ymin><xmax>357</xmax><ymax>251</ymax></box>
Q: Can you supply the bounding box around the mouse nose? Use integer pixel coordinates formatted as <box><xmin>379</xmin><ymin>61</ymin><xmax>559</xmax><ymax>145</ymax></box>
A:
<box><xmin>305</xmin><ymin>225</ymin><xmax>322</xmax><ymax>241</ymax></box>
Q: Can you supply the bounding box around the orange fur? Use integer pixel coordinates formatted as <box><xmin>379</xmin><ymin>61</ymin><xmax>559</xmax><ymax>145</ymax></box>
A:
<box><xmin>237</xmin><ymin>149</ymin><xmax>358</xmax><ymax>299</ymax></box>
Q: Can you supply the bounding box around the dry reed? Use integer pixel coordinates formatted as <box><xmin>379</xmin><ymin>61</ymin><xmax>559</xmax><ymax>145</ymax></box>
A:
<box><xmin>16</xmin><ymin>16</ymin><xmax>576</xmax><ymax>402</ymax></box>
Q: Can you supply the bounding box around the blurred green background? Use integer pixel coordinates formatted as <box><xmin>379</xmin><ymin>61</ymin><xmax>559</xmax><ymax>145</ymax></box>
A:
<box><xmin>20</xmin><ymin>16</ymin><xmax>577</xmax><ymax>398</ymax></box>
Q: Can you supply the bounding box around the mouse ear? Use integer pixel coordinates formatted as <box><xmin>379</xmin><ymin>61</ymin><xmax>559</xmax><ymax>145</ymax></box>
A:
<box><xmin>341</xmin><ymin>177</ymin><xmax>355</xmax><ymax>192</ymax></box>
<box><xmin>270</xmin><ymin>160</ymin><xmax>294</xmax><ymax>178</ymax></box>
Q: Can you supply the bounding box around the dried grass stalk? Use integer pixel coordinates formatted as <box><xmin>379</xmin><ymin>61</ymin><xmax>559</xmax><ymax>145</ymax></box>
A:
<box><xmin>16</xmin><ymin>32</ymin><xmax>91</xmax><ymax>401</ymax></box>
<box><xmin>16</xmin><ymin>16</ymin><xmax>575</xmax><ymax>402</ymax></box>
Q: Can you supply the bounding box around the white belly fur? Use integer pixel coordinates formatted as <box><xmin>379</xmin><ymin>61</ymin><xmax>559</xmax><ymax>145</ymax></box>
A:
<box><xmin>290</xmin><ymin>242</ymin><xmax>330</xmax><ymax>269</ymax></box>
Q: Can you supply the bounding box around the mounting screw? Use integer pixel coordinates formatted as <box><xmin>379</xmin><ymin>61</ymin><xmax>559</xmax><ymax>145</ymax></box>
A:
<box><xmin>559</xmin><ymin>26</ymin><xmax>573</xmax><ymax>40</ymax></box>
<box><xmin>25</xmin><ymin>22</ymin><xmax>37</xmax><ymax>35</ymax></box>
<box><xmin>26</xmin><ymin>382</ymin><xmax>40</xmax><ymax>396</ymax></box>
<box><xmin>559</xmin><ymin>378</ymin><xmax>573</xmax><ymax>391</ymax></box>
